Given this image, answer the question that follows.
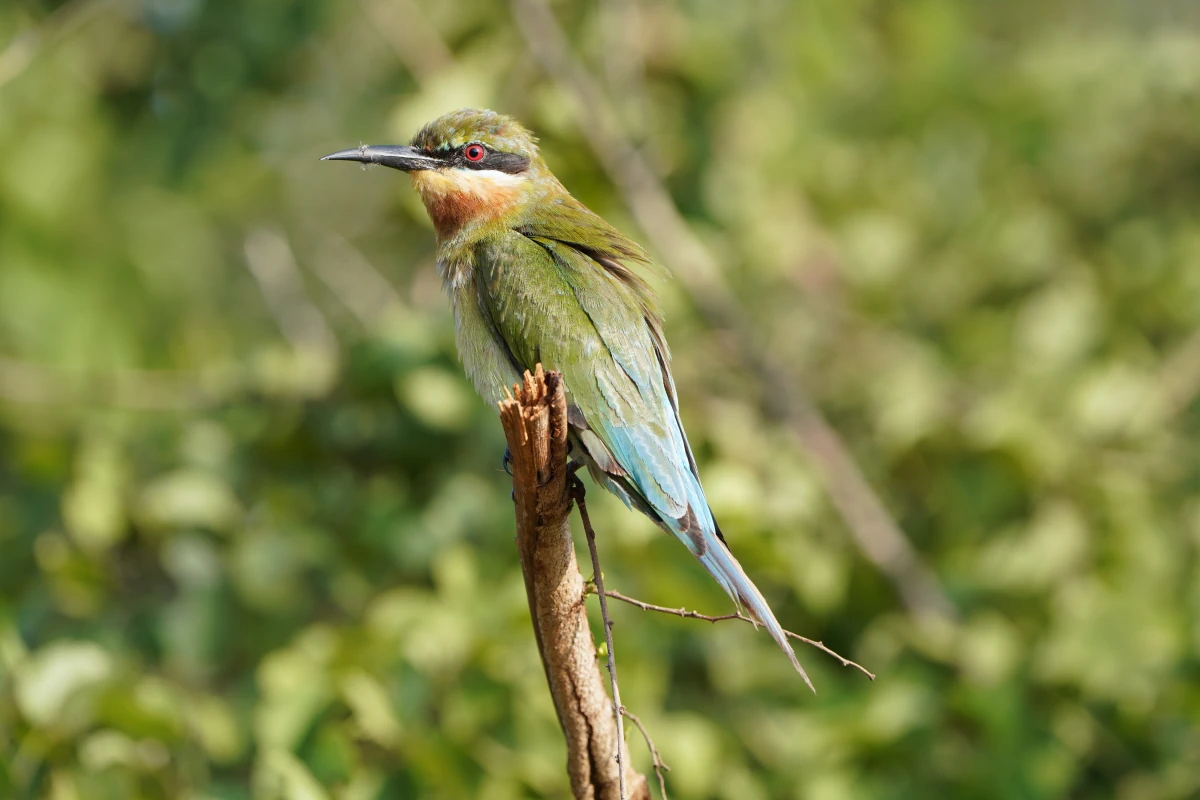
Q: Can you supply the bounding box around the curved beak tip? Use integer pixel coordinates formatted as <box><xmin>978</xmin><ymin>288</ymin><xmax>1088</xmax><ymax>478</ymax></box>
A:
<box><xmin>320</xmin><ymin>144</ymin><xmax>439</xmax><ymax>172</ymax></box>
<box><xmin>320</xmin><ymin>147</ymin><xmax>367</xmax><ymax>163</ymax></box>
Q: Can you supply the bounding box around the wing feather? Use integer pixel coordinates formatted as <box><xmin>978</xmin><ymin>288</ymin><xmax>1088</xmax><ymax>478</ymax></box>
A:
<box><xmin>470</xmin><ymin>227</ymin><xmax>810</xmax><ymax>685</ymax></box>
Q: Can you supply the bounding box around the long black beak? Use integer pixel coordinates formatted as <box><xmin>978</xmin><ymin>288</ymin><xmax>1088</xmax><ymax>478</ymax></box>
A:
<box><xmin>320</xmin><ymin>144</ymin><xmax>442</xmax><ymax>172</ymax></box>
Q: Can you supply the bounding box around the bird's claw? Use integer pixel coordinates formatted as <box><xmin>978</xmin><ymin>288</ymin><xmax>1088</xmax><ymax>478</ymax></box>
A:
<box><xmin>567</xmin><ymin>460</ymin><xmax>586</xmax><ymax>500</ymax></box>
<box><xmin>502</xmin><ymin>446</ymin><xmax>513</xmax><ymax>476</ymax></box>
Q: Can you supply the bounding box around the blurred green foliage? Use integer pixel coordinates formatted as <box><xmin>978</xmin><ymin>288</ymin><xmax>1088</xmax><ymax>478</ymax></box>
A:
<box><xmin>2</xmin><ymin>0</ymin><xmax>1200</xmax><ymax>797</ymax></box>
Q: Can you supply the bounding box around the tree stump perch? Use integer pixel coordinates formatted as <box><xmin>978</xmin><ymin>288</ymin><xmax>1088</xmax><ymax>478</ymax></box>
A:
<box><xmin>498</xmin><ymin>366</ymin><xmax>649</xmax><ymax>800</ymax></box>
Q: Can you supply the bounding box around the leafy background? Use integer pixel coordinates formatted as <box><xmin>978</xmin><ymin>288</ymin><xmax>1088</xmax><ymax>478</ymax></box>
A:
<box><xmin>2</xmin><ymin>0</ymin><xmax>1199</xmax><ymax>797</ymax></box>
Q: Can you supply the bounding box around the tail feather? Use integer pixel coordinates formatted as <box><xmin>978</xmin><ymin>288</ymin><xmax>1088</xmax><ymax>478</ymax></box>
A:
<box><xmin>676</xmin><ymin>511</ymin><xmax>813</xmax><ymax>692</ymax></box>
<box><xmin>572</xmin><ymin>421</ymin><xmax>813</xmax><ymax>688</ymax></box>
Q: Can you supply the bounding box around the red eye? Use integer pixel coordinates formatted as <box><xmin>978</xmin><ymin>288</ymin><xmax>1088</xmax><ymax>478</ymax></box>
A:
<box><xmin>464</xmin><ymin>144</ymin><xmax>486</xmax><ymax>162</ymax></box>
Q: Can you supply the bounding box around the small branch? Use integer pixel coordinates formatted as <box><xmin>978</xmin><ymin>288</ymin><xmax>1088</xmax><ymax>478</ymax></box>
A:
<box><xmin>621</xmin><ymin>708</ymin><xmax>669</xmax><ymax>800</ymax></box>
<box><xmin>602</xmin><ymin>589</ymin><xmax>875</xmax><ymax>681</ymax></box>
<box><xmin>499</xmin><ymin>366</ymin><xmax>649</xmax><ymax>800</ymax></box>
<box><xmin>574</xmin><ymin>477</ymin><xmax>628</xmax><ymax>800</ymax></box>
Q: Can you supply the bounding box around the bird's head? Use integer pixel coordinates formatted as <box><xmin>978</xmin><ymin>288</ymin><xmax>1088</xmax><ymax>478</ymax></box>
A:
<box><xmin>323</xmin><ymin>108</ymin><xmax>549</xmax><ymax>238</ymax></box>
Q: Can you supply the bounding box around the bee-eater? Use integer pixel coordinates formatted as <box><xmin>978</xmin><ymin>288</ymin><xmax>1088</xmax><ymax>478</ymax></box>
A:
<box><xmin>323</xmin><ymin>108</ymin><xmax>809</xmax><ymax>686</ymax></box>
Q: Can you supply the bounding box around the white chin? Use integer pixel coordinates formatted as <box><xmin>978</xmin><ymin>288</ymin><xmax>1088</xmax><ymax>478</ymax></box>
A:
<box><xmin>445</xmin><ymin>168</ymin><xmax>528</xmax><ymax>191</ymax></box>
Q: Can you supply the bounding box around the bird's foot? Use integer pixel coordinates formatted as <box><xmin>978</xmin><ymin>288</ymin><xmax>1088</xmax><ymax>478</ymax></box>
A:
<box><xmin>535</xmin><ymin>456</ymin><xmax>582</xmax><ymax>489</ymax></box>
<box><xmin>567</xmin><ymin>460</ymin><xmax>586</xmax><ymax>501</ymax></box>
<box><xmin>501</xmin><ymin>446</ymin><xmax>513</xmax><ymax>476</ymax></box>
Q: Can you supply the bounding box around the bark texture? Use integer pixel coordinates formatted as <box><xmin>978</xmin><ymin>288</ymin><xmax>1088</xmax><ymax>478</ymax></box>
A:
<box><xmin>498</xmin><ymin>366</ymin><xmax>649</xmax><ymax>800</ymax></box>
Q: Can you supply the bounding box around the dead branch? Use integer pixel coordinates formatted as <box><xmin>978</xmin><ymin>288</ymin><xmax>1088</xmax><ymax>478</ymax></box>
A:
<box><xmin>621</xmin><ymin>707</ymin><xmax>670</xmax><ymax>800</ymax></box>
<box><xmin>499</xmin><ymin>366</ymin><xmax>649</xmax><ymax>800</ymax></box>
<box><xmin>602</xmin><ymin>589</ymin><xmax>876</xmax><ymax>681</ymax></box>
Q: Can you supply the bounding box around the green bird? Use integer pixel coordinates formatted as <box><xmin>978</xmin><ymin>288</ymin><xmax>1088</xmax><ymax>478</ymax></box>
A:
<box><xmin>323</xmin><ymin>108</ymin><xmax>809</xmax><ymax>686</ymax></box>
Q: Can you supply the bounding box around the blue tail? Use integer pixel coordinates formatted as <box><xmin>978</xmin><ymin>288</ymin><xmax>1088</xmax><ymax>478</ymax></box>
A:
<box><xmin>682</xmin><ymin>503</ymin><xmax>815</xmax><ymax>692</ymax></box>
<box><xmin>576</xmin><ymin>429</ymin><xmax>813</xmax><ymax>690</ymax></box>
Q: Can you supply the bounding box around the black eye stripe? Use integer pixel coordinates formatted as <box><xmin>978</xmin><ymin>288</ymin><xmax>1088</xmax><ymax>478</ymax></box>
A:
<box><xmin>442</xmin><ymin>144</ymin><xmax>530</xmax><ymax>175</ymax></box>
<box><xmin>417</xmin><ymin>143</ymin><xmax>532</xmax><ymax>174</ymax></box>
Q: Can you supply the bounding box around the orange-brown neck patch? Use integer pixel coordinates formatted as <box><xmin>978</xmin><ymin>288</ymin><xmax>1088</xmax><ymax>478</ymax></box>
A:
<box><xmin>412</xmin><ymin>169</ymin><xmax>525</xmax><ymax>239</ymax></box>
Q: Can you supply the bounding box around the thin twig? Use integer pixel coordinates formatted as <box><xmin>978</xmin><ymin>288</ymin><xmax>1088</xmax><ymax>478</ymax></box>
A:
<box><xmin>603</xmin><ymin>589</ymin><xmax>875</xmax><ymax>681</ymax></box>
<box><xmin>574</xmin><ymin>476</ymin><xmax>628</xmax><ymax>800</ymax></box>
<box><xmin>509</xmin><ymin>0</ymin><xmax>955</xmax><ymax>623</ymax></box>
<box><xmin>621</xmin><ymin>707</ymin><xmax>669</xmax><ymax>800</ymax></box>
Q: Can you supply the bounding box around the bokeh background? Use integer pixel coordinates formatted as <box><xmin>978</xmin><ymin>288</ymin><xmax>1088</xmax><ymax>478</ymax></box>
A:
<box><xmin>2</xmin><ymin>0</ymin><xmax>1200</xmax><ymax>797</ymax></box>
